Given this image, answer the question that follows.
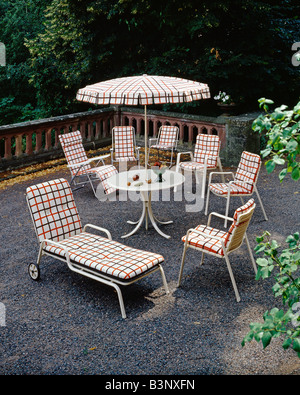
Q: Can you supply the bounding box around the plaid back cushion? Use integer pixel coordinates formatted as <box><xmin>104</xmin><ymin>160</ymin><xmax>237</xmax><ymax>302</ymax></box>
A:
<box><xmin>234</xmin><ymin>151</ymin><xmax>261</xmax><ymax>193</ymax></box>
<box><xmin>225</xmin><ymin>198</ymin><xmax>256</xmax><ymax>248</ymax></box>
<box><xmin>26</xmin><ymin>178</ymin><xmax>82</xmax><ymax>243</ymax></box>
<box><xmin>113</xmin><ymin>126</ymin><xmax>135</xmax><ymax>158</ymax></box>
<box><xmin>194</xmin><ymin>134</ymin><xmax>220</xmax><ymax>167</ymax></box>
<box><xmin>158</xmin><ymin>126</ymin><xmax>178</xmax><ymax>148</ymax></box>
<box><xmin>59</xmin><ymin>131</ymin><xmax>91</xmax><ymax>176</ymax></box>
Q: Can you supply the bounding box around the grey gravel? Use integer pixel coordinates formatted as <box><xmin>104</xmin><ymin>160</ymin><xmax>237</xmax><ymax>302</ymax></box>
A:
<box><xmin>0</xmin><ymin>163</ymin><xmax>300</xmax><ymax>376</ymax></box>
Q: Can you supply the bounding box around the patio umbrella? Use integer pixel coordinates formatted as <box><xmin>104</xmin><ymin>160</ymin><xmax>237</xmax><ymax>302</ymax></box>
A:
<box><xmin>76</xmin><ymin>74</ymin><xmax>210</xmax><ymax>166</ymax></box>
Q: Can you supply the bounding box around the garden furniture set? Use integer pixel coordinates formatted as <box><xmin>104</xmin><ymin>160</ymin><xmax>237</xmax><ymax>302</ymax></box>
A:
<box><xmin>26</xmin><ymin>127</ymin><xmax>268</xmax><ymax>319</ymax></box>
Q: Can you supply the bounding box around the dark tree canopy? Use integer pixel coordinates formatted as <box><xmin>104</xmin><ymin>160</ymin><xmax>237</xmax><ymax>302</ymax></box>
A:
<box><xmin>0</xmin><ymin>0</ymin><xmax>299</xmax><ymax>123</ymax></box>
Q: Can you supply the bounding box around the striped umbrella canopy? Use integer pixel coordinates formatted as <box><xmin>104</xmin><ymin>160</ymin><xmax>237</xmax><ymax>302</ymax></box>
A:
<box><xmin>76</xmin><ymin>74</ymin><xmax>210</xmax><ymax>166</ymax></box>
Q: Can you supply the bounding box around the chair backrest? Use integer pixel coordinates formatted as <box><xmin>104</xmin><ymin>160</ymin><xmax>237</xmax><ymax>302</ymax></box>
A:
<box><xmin>26</xmin><ymin>178</ymin><xmax>82</xmax><ymax>243</ymax></box>
<box><xmin>234</xmin><ymin>151</ymin><xmax>261</xmax><ymax>193</ymax></box>
<box><xmin>194</xmin><ymin>134</ymin><xmax>221</xmax><ymax>167</ymax></box>
<box><xmin>112</xmin><ymin>126</ymin><xmax>136</xmax><ymax>159</ymax></box>
<box><xmin>225</xmin><ymin>198</ymin><xmax>256</xmax><ymax>252</ymax></box>
<box><xmin>59</xmin><ymin>131</ymin><xmax>91</xmax><ymax>176</ymax></box>
<box><xmin>157</xmin><ymin>125</ymin><xmax>179</xmax><ymax>148</ymax></box>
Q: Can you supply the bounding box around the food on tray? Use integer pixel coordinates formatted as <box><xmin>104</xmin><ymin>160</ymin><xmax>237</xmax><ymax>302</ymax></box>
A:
<box><xmin>132</xmin><ymin>174</ymin><xmax>139</xmax><ymax>181</ymax></box>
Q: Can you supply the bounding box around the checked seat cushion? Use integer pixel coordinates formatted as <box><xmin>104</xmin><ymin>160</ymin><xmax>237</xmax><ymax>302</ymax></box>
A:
<box><xmin>179</xmin><ymin>134</ymin><xmax>221</xmax><ymax>170</ymax></box>
<box><xmin>113</xmin><ymin>126</ymin><xmax>137</xmax><ymax>162</ymax></box>
<box><xmin>209</xmin><ymin>151</ymin><xmax>261</xmax><ymax>195</ymax></box>
<box><xmin>151</xmin><ymin>126</ymin><xmax>178</xmax><ymax>150</ymax></box>
<box><xmin>43</xmin><ymin>232</ymin><xmax>164</xmax><ymax>280</ymax></box>
<box><xmin>182</xmin><ymin>198</ymin><xmax>255</xmax><ymax>256</ymax></box>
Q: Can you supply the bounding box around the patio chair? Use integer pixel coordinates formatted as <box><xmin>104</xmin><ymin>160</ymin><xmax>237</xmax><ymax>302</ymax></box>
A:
<box><xmin>178</xmin><ymin>198</ymin><xmax>257</xmax><ymax>302</ymax></box>
<box><xmin>26</xmin><ymin>178</ymin><xmax>169</xmax><ymax>319</ymax></box>
<box><xmin>205</xmin><ymin>151</ymin><xmax>268</xmax><ymax>227</ymax></box>
<box><xmin>110</xmin><ymin>126</ymin><xmax>140</xmax><ymax>168</ymax></box>
<box><xmin>59</xmin><ymin>130</ymin><xmax>118</xmax><ymax>196</ymax></box>
<box><xmin>175</xmin><ymin>134</ymin><xmax>223</xmax><ymax>198</ymax></box>
<box><xmin>149</xmin><ymin>125</ymin><xmax>179</xmax><ymax>167</ymax></box>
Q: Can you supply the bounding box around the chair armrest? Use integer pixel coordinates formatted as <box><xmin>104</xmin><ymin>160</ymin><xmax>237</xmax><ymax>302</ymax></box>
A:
<box><xmin>208</xmin><ymin>171</ymin><xmax>234</xmax><ymax>183</ymax></box>
<box><xmin>83</xmin><ymin>224</ymin><xmax>112</xmax><ymax>240</ymax></box>
<box><xmin>87</xmin><ymin>154</ymin><xmax>110</xmax><ymax>164</ymax></box>
<box><xmin>207</xmin><ymin>212</ymin><xmax>234</xmax><ymax>227</ymax></box>
<box><xmin>149</xmin><ymin>138</ymin><xmax>158</xmax><ymax>147</ymax></box>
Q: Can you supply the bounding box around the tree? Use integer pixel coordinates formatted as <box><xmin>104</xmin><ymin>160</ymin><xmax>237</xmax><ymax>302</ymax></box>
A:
<box><xmin>25</xmin><ymin>0</ymin><xmax>300</xmax><ymax>117</ymax></box>
<box><xmin>0</xmin><ymin>0</ymin><xmax>48</xmax><ymax>124</ymax></box>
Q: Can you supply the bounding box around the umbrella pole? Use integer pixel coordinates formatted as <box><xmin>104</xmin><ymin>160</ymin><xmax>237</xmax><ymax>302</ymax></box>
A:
<box><xmin>144</xmin><ymin>104</ymin><xmax>148</xmax><ymax>169</ymax></box>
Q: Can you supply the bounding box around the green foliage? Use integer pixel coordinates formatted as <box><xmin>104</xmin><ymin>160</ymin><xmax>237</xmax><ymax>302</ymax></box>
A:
<box><xmin>243</xmin><ymin>98</ymin><xmax>300</xmax><ymax>358</ymax></box>
<box><xmin>23</xmin><ymin>0</ymin><xmax>300</xmax><ymax>117</ymax></box>
<box><xmin>252</xmin><ymin>98</ymin><xmax>300</xmax><ymax>181</ymax></box>
<box><xmin>242</xmin><ymin>232</ymin><xmax>300</xmax><ymax>357</ymax></box>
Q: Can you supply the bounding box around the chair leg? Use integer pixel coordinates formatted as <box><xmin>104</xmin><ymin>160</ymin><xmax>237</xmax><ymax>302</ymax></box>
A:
<box><xmin>110</xmin><ymin>282</ymin><xmax>127</xmax><ymax>319</ymax></box>
<box><xmin>177</xmin><ymin>242</ymin><xmax>188</xmax><ymax>287</ymax></box>
<box><xmin>244</xmin><ymin>233</ymin><xmax>257</xmax><ymax>274</ymax></box>
<box><xmin>224</xmin><ymin>191</ymin><xmax>231</xmax><ymax>228</ymax></box>
<box><xmin>158</xmin><ymin>265</ymin><xmax>170</xmax><ymax>294</ymax></box>
<box><xmin>200</xmin><ymin>252</ymin><xmax>205</xmax><ymax>265</ymax></box>
<box><xmin>254</xmin><ymin>185</ymin><xmax>268</xmax><ymax>221</ymax></box>
<box><xmin>223</xmin><ymin>252</ymin><xmax>241</xmax><ymax>302</ymax></box>
<box><xmin>201</xmin><ymin>169</ymin><xmax>207</xmax><ymax>199</ymax></box>
<box><xmin>205</xmin><ymin>185</ymin><xmax>210</xmax><ymax>215</ymax></box>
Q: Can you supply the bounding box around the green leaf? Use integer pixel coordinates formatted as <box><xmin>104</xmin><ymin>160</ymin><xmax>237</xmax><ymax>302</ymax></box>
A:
<box><xmin>279</xmin><ymin>168</ymin><xmax>287</xmax><ymax>181</ymax></box>
<box><xmin>262</xmin><ymin>331</ymin><xmax>272</xmax><ymax>348</ymax></box>
<box><xmin>292</xmin><ymin>338</ymin><xmax>300</xmax><ymax>353</ymax></box>
<box><xmin>291</xmin><ymin>166</ymin><xmax>300</xmax><ymax>181</ymax></box>
<box><xmin>282</xmin><ymin>338</ymin><xmax>292</xmax><ymax>349</ymax></box>
<box><xmin>265</xmin><ymin>159</ymin><xmax>275</xmax><ymax>173</ymax></box>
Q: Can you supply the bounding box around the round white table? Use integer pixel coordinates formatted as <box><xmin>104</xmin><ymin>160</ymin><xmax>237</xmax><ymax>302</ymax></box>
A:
<box><xmin>107</xmin><ymin>169</ymin><xmax>185</xmax><ymax>239</ymax></box>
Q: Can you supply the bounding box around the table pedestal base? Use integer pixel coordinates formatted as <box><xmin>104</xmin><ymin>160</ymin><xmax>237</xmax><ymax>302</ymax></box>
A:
<box><xmin>122</xmin><ymin>191</ymin><xmax>172</xmax><ymax>239</ymax></box>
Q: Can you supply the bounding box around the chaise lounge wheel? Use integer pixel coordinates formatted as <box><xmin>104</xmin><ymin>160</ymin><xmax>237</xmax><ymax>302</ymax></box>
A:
<box><xmin>28</xmin><ymin>263</ymin><xmax>40</xmax><ymax>281</ymax></box>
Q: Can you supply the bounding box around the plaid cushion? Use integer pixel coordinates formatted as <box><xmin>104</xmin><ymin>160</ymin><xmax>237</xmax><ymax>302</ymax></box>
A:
<box><xmin>182</xmin><ymin>198</ymin><xmax>256</xmax><ymax>256</ymax></box>
<box><xmin>152</xmin><ymin>126</ymin><xmax>178</xmax><ymax>150</ymax></box>
<box><xmin>113</xmin><ymin>126</ymin><xmax>136</xmax><ymax>160</ymax></box>
<box><xmin>194</xmin><ymin>134</ymin><xmax>220</xmax><ymax>167</ymax></box>
<box><xmin>182</xmin><ymin>225</ymin><xmax>228</xmax><ymax>256</ymax></box>
<box><xmin>180</xmin><ymin>157</ymin><xmax>217</xmax><ymax>171</ymax></box>
<box><xmin>43</xmin><ymin>232</ymin><xmax>164</xmax><ymax>280</ymax></box>
<box><xmin>26</xmin><ymin>178</ymin><xmax>82</xmax><ymax>243</ymax></box>
<box><xmin>59</xmin><ymin>131</ymin><xmax>118</xmax><ymax>194</ymax></box>
<box><xmin>234</xmin><ymin>151</ymin><xmax>261</xmax><ymax>192</ymax></box>
<box><xmin>59</xmin><ymin>131</ymin><xmax>91</xmax><ymax>176</ymax></box>
<box><xmin>209</xmin><ymin>151</ymin><xmax>261</xmax><ymax>195</ymax></box>
<box><xmin>226</xmin><ymin>198</ymin><xmax>255</xmax><ymax>246</ymax></box>
<box><xmin>209</xmin><ymin>182</ymin><xmax>251</xmax><ymax>195</ymax></box>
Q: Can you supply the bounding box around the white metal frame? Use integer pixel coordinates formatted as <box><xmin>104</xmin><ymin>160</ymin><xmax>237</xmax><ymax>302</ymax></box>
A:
<box><xmin>178</xmin><ymin>210</ymin><xmax>257</xmax><ymax>302</ymax></box>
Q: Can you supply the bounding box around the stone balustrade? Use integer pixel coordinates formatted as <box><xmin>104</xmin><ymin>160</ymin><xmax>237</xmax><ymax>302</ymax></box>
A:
<box><xmin>0</xmin><ymin>106</ymin><xmax>260</xmax><ymax>170</ymax></box>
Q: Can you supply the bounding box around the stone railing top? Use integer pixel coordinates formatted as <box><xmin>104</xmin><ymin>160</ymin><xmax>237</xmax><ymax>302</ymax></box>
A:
<box><xmin>0</xmin><ymin>107</ymin><xmax>116</xmax><ymax>134</ymax></box>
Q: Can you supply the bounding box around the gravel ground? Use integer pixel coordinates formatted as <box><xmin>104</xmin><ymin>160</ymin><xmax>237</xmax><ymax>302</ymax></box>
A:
<box><xmin>0</xmin><ymin>161</ymin><xmax>300</xmax><ymax>376</ymax></box>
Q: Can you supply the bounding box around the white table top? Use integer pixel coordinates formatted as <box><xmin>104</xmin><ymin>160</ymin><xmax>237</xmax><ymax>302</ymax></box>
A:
<box><xmin>107</xmin><ymin>169</ymin><xmax>185</xmax><ymax>192</ymax></box>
